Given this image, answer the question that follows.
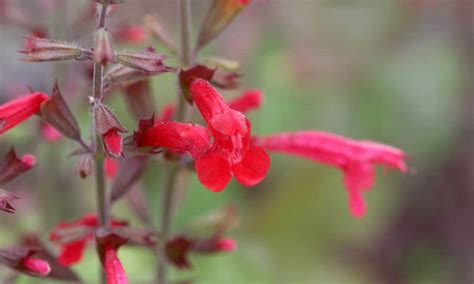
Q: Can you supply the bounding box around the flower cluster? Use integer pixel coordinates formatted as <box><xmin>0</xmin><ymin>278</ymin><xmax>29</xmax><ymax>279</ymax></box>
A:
<box><xmin>0</xmin><ymin>0</ymin><xmax>410</xmax><ymax>282</ymax></box>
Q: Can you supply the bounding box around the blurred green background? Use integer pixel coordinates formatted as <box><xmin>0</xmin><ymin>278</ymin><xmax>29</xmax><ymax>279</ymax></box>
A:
<box><xmin>1</xmin><ymin>0</ymin><xmax>473</xmax><ymax>283</ymax></box>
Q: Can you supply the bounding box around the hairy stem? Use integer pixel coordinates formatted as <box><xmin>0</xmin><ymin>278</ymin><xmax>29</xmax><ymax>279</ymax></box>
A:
<box><xmin>156</xmin><ymin>1</ymin><xmax>193</xmax><ymax>283</ymax></box>
<box><xmin>92</xmin><ymin>3</ymin><xmax>109</xmax><ymax>283</ymax></box>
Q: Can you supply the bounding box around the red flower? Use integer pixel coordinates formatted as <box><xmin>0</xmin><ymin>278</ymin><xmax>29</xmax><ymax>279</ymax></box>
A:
<box><xmin>19</xmin><ymin>256</ymin><xmax>51</xmax><ymax>277</ymax></box>
<box><xmin>0</xmin><ymin>92</ymin><xmax>48</xmax><ymax>134</ymax></box>
<box><xmin>191</xmin><ymin>79</ymin><xmax>270</xmax><ymax>191</ymax></box>
<box><xmin>102</xmin><ymin>244</ymin><xmax>128</xmax><ymax>284</ymax></box>
<box><xmin>228</xmin><ymin>89</ymin><xmax>263</xmax><ymax>113</ymax></box>
<box><xmin>49</xmin><ymin>214</ymin><xmax>127</xmax><ymax>266</ymax></box>
<box><xmin>0</xmin><ymin>247</ymin><xmax>51</xmax><ymax>277</ymax></box>
<box><xmin>254</xmin><ymin>131</ymin><xmax>407</xmax><ymax>218</ymax></box>
<box><xmin>136</xmin><ymin>121</ymin><xmax>211</xmax><ymax>159</ymax></box>
<box><xmin>96</xmin><ymin>232</ymin><xmax>129</xmax><ymax>284</ymax></box>
<box><xmin>166</xmin><ymin>235</ymin><xmax>236</xmax><ymax>269</ymax></box>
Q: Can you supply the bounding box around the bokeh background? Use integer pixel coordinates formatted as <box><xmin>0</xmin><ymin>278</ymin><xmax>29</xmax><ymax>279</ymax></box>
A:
<box><xmin>0</xmin><ymin>0</ymin><xmax>473</xmax><ymax>283</ymax></box>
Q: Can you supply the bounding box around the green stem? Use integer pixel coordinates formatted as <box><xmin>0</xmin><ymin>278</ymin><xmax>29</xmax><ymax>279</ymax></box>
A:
<box><xmin>156</xmin><ymin>1</ymin><xmax>193</xmax><ymax>283</ymax></box>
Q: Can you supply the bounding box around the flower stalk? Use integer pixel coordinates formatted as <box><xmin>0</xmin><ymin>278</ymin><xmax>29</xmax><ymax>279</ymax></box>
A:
<box><xmin>156</xmin><ymin>0</ymin><xmax>193</xmax><ymax>283</ymax></box>
<box><xmin>92</xmin><ymin>2</ymin><xmax>110</xmax><ymax>283</ymax></box>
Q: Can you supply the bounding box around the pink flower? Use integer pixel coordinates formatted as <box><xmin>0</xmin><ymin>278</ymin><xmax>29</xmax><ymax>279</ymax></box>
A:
<box><xmin>191</xmin><ymin>79</ymin><xmax>270</xmax><ymax>191</ymax></box>
<box><xmin>254</xmin><ymin>131</ymin><xmax>407</xmax><ymax>218</ymax></box>
<box><xmin>49</xmin><ymin>214</ymin><xmax>127</xmax><ymax>266</ymax></box>
<box><xmin>0</xmin><ymin>92</ymin><xmax>48</xmax><ymax>134</ymax></box>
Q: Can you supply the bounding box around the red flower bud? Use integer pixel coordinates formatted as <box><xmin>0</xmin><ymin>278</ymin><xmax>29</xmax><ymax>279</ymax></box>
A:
<box><xmin>94</xmin><ymin>28</ymin><xmax>115</xmax><ymax>65</ymax></box>
<box><xmin>0</xmin><ymin>148</ymin><xmax>35</xmax><ymax>186</ymax></box>
<box><xmin>0</xmin><ymin>247</ymin><xmax>51</xmax><ymax>277</ymax></box>
<box><xmin>104</xmin><ymin>157</ymin><xmax>118</xmax><ymax>179</ymax></box>
<box><xmin>20</xmin><ymin>37</ymin><xmax>92</xmax><ymax>62</ymax></box>
<box><xmin>19</xmin><ymin>257</ymin><xmax>51</xmax><ymax>277</ymax></box>
<box><xmin>0</xmin><ymin>92</ymin><xmax>48</xmax><ymax>134</ymax></box>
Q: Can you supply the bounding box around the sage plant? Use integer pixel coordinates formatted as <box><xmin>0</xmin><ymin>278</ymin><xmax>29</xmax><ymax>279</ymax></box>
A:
<box><xmin>0</xmin><ymin>0</ymin><xmax>408</xmax><ymax>283</ymax></box>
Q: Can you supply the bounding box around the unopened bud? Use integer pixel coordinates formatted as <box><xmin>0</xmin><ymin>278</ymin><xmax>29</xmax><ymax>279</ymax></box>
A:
<box><xmin>115</xmin><ymin>48</ymin><xmax>170</xmax><ymax>72</ymax></box>
<box><xmin>75</xmin><ymin>155</ymin><xmax>93</xmax><ymax>179</ymax></box>
<box><xmin>20</xmin><ymin>37</ymin><xmax>92</xmax><ymax>62</ymax></box>
<box><xmin>94</xmin><ymin>28</ymin><xmax>114</xmax><ymax>65</ymax></box>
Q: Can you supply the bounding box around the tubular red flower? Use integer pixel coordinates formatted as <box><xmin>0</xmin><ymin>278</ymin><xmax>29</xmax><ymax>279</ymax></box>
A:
<box><xmin>103</xmin><ymin>244</ymin><xmax>128</xmax><ymax>284</ymax></box>
<box><xmin>136</xmin><ymin>121</ymin><xmax>211</xmax><ymax>158</ymax></box>
<box><xmin>0</xmin><ymin>92</ymin><xmax>48</xmax><ymax>134</ymax></box>
<box><xmin>228</xmin><ymin>89</ymin><xmax>262</xmax><ymax>113</ymax></box>
<box><xmin>191</xmin><ymin>79</ymin><xmax>270</xmax><ymax>191</ymax></box>
<box><xmin>254</xmin><ymin>131</ymin><xmax>407</xmax><ymax>218</ymax></box>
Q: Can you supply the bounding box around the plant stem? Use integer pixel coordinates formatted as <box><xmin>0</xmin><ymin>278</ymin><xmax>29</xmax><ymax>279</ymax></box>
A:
<box><xmin>92</xmin><ymin>3</ymin><xmax>109</xmax><ymax>284</ymax></box>
<box><xmin>156</xmin><ymin>1</ymin><xmax>192</xmax><ymax>283</ymax></box>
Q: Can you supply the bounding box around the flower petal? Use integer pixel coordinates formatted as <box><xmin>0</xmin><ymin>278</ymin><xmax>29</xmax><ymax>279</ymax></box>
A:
<box><xmin>103</xmin><ymin>130</ymin><xmax>123</xmax><ymax>157</ymax></box>
<box><xmin>348</xmin><ymin>187</ymin><xmax>367</xmax><ymax>219</ymax></box>
<box><xmin>0</xmin><ymin>92</ymin><xmax>48</xmax><ymax>134</ymax></box>
<box><xmin>103</xmin><ymin>245</ymin><xmax>128</xmax><ymax>284</ymax></box>
<box><xmin>195</xmin><ymin>152</ymin><xmax>232</xmax><ymax>192</ymax></box>
<box><xmin>19</xmin><ymin>257</ymin><xmax>51</xmax><ymax>277</ymax></box>
<box><xmin>228</xmin><ymin>89</ymin><xmax>262</xmax><ymax>113</ymax></box>
<box><xmin>57</xmin><ymin>239</ymin><xmax>87</xmax><ymax>266</ymax></box>
<box><xmin>232</xmin><ymin>146</ymin><xmax>270</xmax><ymax>187</ymax></box>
